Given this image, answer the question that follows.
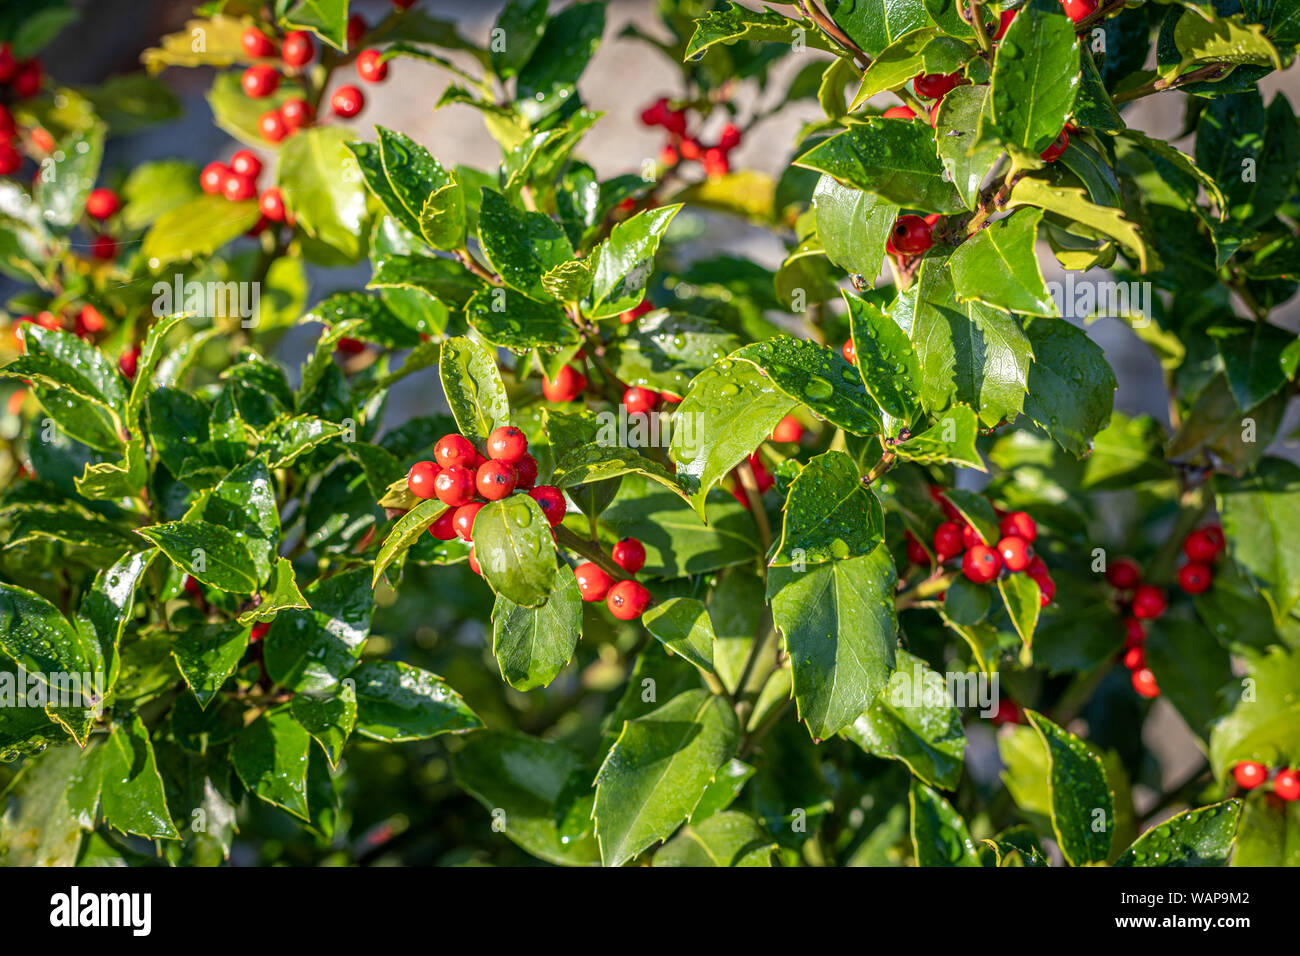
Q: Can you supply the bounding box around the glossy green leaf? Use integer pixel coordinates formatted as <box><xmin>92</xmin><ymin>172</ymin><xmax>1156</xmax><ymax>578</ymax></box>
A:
<box><xmin>1215</xmin><ymin>458</ymin><xmax>1300</xmax><ymax>623</ymax></box>
<box><xmin>1208</xmin><ymin>647</ymin><xmax>1300</xmax><ymax>780</ymax></box>
<box><xmin>936</xmin><ymin>84</ymin><xmax>1006</xmax><ymax>210</ymax></box>
<box><xmin>949</xmin><ymin>208</ymin><xmax>1057</xmax><ymax>316</ymax></box>
<box><xmin>474</xmin><ymin>494</ymin><xmax>557</xmax><ymax>608</ymax></box>
<box><xmin>772</xmin><ymin>451</ymin><xmax>884</xmax><ymax>566</ymax></box>
<box><xmin>1023</xmin><ymin>318</ymin><xmax>1117</xmax><ymax>458</ymax></box>
<box><xmin>988</xmin><ymin>0</ymin><xmax>1080</xmax><ymax>156</ymax></box>
<box><xmin>491</xmin><ymin>564</ymin><xmax>582</xmax><ymax>690</ymax></box>
<box><xmin>171</xmin><ymin>621</ymin><xmax>250</xmax><ymax>709</ymax></box>
<box><xmin>1115</xmin><ymin>800</ymin><xmax>1242</xmax><ymax>866</ymax></box>
<box><xmin>683</xmin><ymin>1</ymin><xmax>835</xmax><ymax>59</ymax></box>
<box><xmin>732</xmin><ymin>335</ymin><xmax>882</xmax><ymax>437</ymax></box>
<box><xmin>438</xmin><ymin>335</ymin><xmax>510</xmax><ymax>445</ymax></box>
<box><xmin>264</xmin><ymin>567</ymin><xmax>373</xmax><ymax>694</ymax></box>
<box><xmin>233</xmin><ymin>710</ymin><xmax>312</xmax><ymax>820</ymax></box>
<box><xmin>352</xmin><ymin>660</ymin><xmax>482</xmax><ymax>741</ymax></box>
<box><xmin>135</xmin><ymin>520</ymin><xmax>259</xmax><ymax>594</ymax></box>
<box><xmin>642</xmin><ymin>597</ymin><xmax>716</xmax><ymax>674</ymax></box>
<box><xmin>515</xmin><ymin>1</ymin><xmax>604</xmax><ymax>124</ymax></box>
<box><xmin>813</xmin><ymin>175</ymin><xmax>896</xmax><ymax>279</ymax></box>
<box><xmin>1025</xmin><ymin>709</ymin><xmax>1114</xmax><ymax>866</ymax></box>
<box><xmin>652</xmin><ymin>811</ymin><xmax>775</xmax><ymax>867</ymax></box>
<box><xmin>910</xmin><ymin>779</ymin><xmax>980</xmax><ymax>866</ymax></box>
<box><xmin>584</xmin><ymin>205</ymin><xmax>680</xmax><ymax>319</ymax></box>
<box><xmin>279</xmin><ymin>125</ymin><xmax>368</xmax><ymax>262</ymax></box>
<box><xmin>844</xmin><ymin>290</ymin><xmax>922</xmax><ymax>422</ymax></box>
<box><xmin>895</xmin><ymin>404</ymin><xmax>983</xmax><ymax>469</ymax></box>
<box><xmin>999</xmin><ymin>572</ymin><xmax>1042</xmax><ymax>645</ymax></box>
<box><xmin>291</xmin><ymin>683</ymin><xmax>357</xmax><ymax>769</ymax></box>
<box><xmin>851</xmin><ymin>29</ymin><xmax>975</xmax><ymax>107</ymax></box>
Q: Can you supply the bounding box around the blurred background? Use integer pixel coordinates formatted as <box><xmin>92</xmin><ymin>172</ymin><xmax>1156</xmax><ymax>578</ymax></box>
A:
<box><xmin>14</xmin><ymin>0</ymin><xmax>1294</xmax><ymax>861</ymax></box>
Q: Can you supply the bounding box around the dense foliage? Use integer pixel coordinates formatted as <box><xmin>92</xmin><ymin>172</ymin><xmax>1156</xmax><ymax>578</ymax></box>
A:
<box><xmin>1</xmin><ymin>0</ymin><xmax>1299</xmax><ymax>867</ymax></box>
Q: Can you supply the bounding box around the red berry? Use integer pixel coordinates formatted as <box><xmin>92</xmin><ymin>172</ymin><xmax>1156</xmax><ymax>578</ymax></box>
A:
<box><xmin>1061</xmin><ymin>0</ymin><xmax>1097</xmax><ymax>23</ymax></box>
<box><xmin>85</xmin><ymin>188</ymin><xmax>120</xmax><ymax>220</ymax></box>
<box><xmin>250</xmin><ymin>622</ymin><xmax>270</xmax><ymax>643</ymax></box>
<box><xmin>429</xmin><ymin>507</ymin><xmax>457</xmax><ymax>540</ymax></box>
<box><xmin>1040</xmin><ymin>128</ymin><xmax>1069</xmax><ymax>162</ymax></box>
<box><xmin>994</xmin><ymin>9</ymin><xmax>1017</xmax><ymax>40</ymax></box>
<box><xmin>997</xmin><ymin>535</ymin><xmax>1032</xmax><ymax>572</ymax></box>
<box><xmin>771</xmin><ymin>415</ymin><xmax>803</xmax><ymax>443</ymax></box>
<box><xmin>888</xmin><ymin>214</ymin><xmax>933</xmax><ymax>256</ymax></box>
<box><xmin>183</xmin><ymin>575</ymin><xmax>203</xmax><ymax>599</ymax></box>
<box><xmin>962</xmin><ymin>545</ymin><xmax>1002</xmax><ymax>584</ymax></box>
<box><xmin>1275</xmin><ymin>769</ymin><xmax>1300</xmax><ymax>802</ymax></box>
<box><xmin>35</xmin><ymin>311</ymin><xmax>61</xmax><ymax>331</ymax></box>
<box><xmin>701</xmin><ymin>147</ymin><xmax>729</xmax><ymax>178</ymax></box>
<box><xmin>1131</xmin><ymin>667</ymin><xmax>1159</xmax><ymax>699</ymax></box>
<box><xmin>12</xmin><ymin>60</ymin><xmax>41</xmax><ymax>98</ymax></box>
<box><xmin>200</xmin><ymin>162</ymin><xmax>228</xmax><ymax>195</ymax></box>
<box><xmin>357</xmin><ymin>48</ymin><xmax>388</xmax><ymax>82</ymax></box>
<box><xmin>331</xmin><ymin>84</ymin><xmax>365</xmax><ymax>118</ymax></box>
<box><xmin>842</xmin><ymin>339</ymin><xmax>856</xmax><ymax>364</ymax></box>
<box><xmin>1182</xmin><ymin>529</ymin><xmax>1218</xmax><ymax>563</ymax></box>
<box><xmin>612</xmin><ymin>537</ymin><xmax>646</xmax><ymax>574</ymax></box>
<box><xmin>91</xmin><ymin>235</ymin><xmax>118</xmax><ymax>261</ymax></box>
<box><xmin>574</xmin><ymin>562</ymin><xmax>612</xmax><ymax>602</ymax></box>
<box><xmin>281</xmin><ymin>30</ymin><xmax>315</xmax><ymax>67</ymax></box>
<box><xmin>1132</xmin><ymin>585</ymin><xmax>1167</xmax><ymax>620</ymax></box>
<box><xmin>928</xmin><ymin>100</ymin><xmax>942</xmax><ymax>127</ymax></box>
<box><xmin>475</xmin><ymin>459</ymin><xmax>517</xmax><ymax>500</ymax></box>
<box><xmin>335</xmin><ymin>336</ymin><xmax>366</xmax><ymax>355</ymax></box>
<box><xmin>347</xmin><ymin>15</ymin><xmax>367</xmax><ymax>48</ymax></box>
<box><xmin>905</xmin><ymin>530</ymin><xmax>929</xmax><ymax>565</ymax></box>
<box><xmin>1202</xmin><ymin>524</ymin><xmax>1225</xmax><ymax>553</ymax></box>
<box><xmin>486</xmin><ymin>425</ymin><xmax>528</xmax><ymax>463</ymax></box>
<box><xmin>1178</xmin><ymin>562</ymin><xmax>1213</xmax><ymax>595</ymax></box>
<box><xmin>280</xmin><ymin>97</ymin><xmax>314</xmax><ymax>131</ymax></box>
<box><xmin>453</xmin><ymin>501</ymin><xmax>484</xmax><ymax>541</ymax></box>
<box><xmin>528</xmin><ymin>485</ymin><xmax>566</xmax><ymax>526</ymax></box>
<box><xmin>392</xmin><ymin>0</ymin><xmax>417</xmax><ymax>9</ymax></box>
<box><xmin>433</xmin><ymin>464</ymin><xmax>475</xmax><ymax>507</ymax></box>
<box><xmin>621</xmin><ymin>301</ymin><xmax>654</xmax><ymax>324</ymax></box>
<box><xmin>933</xmin><ymin>521</ymin><xmax>964</xmax><ymax>562</ymax></box>
<box><xmin>407</xmin><ymin>460</ymin><xmax>440</xmax><ymax>498</ymax></box>
<box><xmin>243</xmin><ymin>27</ymin><xmax>277</xmax><ymax>58</ymax></box>
<box><xmin>229</xmin><ymin>149</ymin><xmax>263</xmax><ymax>179</ymax></box>
<box><xmin>1123</xmin><ymin>645</ymin><xmax>1145</xmax><ymax>671</ymax></box>
<box><xmin>747</xmin><ymin>452</ymin><xmax>775</xmax><ymax>492</ymax></box>
<box><xmin>718</xmin><ymin>123</ymin><xmax>741</xmax><ymax>151</ymax></box>
<box><xmin>542</xmin><ymin>365</ymin><xmax>587</xmax><ymax>402</ymax></box>
<box><xmin>514</xmin><ymin>454</ymin><xmax>539</xmax><ymax>490</ymax></box>
<box><xmin>1106</xmin><ymin>558</ymin><xmax>1141</xmax><ymax>590</ymax></box>
<box><xmin>0</xmin><ymin>141</ymin><xmax>20</xmax><ymax>176</ymax></box>
<box><xmin>242</xmin><ymin>65</ymin><xmax>279</xmax><ymax>98</ymax></box>
<box><xmin>662</xmin><ymin>110</ymin><xmax>688</xmax><ymax>136</ymax></box>
<box><xmin>639</xmin><ymin>98</ymin><xmax>669</xmax><ymax>127</ymax></box>
<box><xmin>259</xmin><ymin>188</ymin><xmax>285</xmax><ymax>222</ymax></box>
<box><xmin>991</xmin><ymin>698</ymin><xmax>1022</xmax><ymax>726</ymax></box>
<box><xmin>258</xmin><ymin>110</ymin><xmax>289</xmax><ymax>143</ymax></box>
<box><xmin>623</xmin><ymin>386</ymin><xmax>658</xmax><ymax>415</ymax></box>
<box><xmin>118</xmin><ymin>346</ymin><xmax>139</xmax><ymax>379</ymax></box>
<box><xmin>29</xmin><ymin>127</ymin><xmax>54</xmax><ymax>154</ymax></box>
<box><xmin>1232</xmin><ymin>761</ymin><xmax>1268</xmax><ymax>790</ymax></box>
<box><xmin>434</xmin><ymin>434</ymin><xmax>476</xmax><ymax>469</ymax></box>
<box><xmin>913</xmin><ymin>72</ymin><xmax>961</xmax><ymax>99</ymax></box>
<box><xmin>1124</xmin><ymin>617</ymin><xmax>1145</xmax><ymax>648</ymax></box>
<box><xmin>607</xmin><ymin>580</ymin><xmax>651</xmax><ymax>620</ymax></box>
<box><xmin>882</xmin><ymin>105</ymin><xmax>916</xmax><ymax>120</ymax></box>
<box><xmin>76</xmin><ymin>304</ymin><xmax>106</xmax><ymax>336</ymax></box>
<box><xmin>468</xmin><ymin>546</ymin><xmax>481</xmax><ymax>575</ymax></box>
<box><xmin>999</xmin><ymin>511</ymin><xmax>1037</xmax><ymax>544</ymax></box>
<box><xmin>0</xmin><ymin>45</ymin><xmax>15</xmax><ymax>84</ymax></box>
<box><xmin>222</xmin><ymin>171</ymin><xmax>257</xmax><ymax>202</ymax></box>
<box><xmin>961</xmin><ymin>523</ymin><xmax>983</xmax><ymax>551</ymax></box>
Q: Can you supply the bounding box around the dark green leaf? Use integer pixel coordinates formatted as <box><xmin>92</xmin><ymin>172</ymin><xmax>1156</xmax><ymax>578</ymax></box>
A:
<box><xmin>352</xmin><ymin>660</ymin><xmax>482</xmax><ymax>741</ymax></box>
<box><xmin>491</xmin><ymin>565</ymin><xmax>582</xmax><ymax>690</ymax></box>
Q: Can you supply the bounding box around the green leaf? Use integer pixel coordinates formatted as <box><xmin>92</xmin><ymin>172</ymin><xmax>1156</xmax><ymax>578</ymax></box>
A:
<box><xmin>594</xmin><ymin>688</ymin><xmax>740</xmax><ymax>867</ymax></box>
<box><xmin>452</xmin><ymin>730</ymin><xmax>600</xmax><ymax>865</ymax></box>
<box><xmin>1007</xmin><ymin>175</ymin><xmax>1148</xmax><ymax>269</ymax></box>
<box><xmin>935</xmin><ymin>84</ymin><xmax>1006</xmax><ymax>210</ymax></box>
<box><xmin>0</xmin><ymin>744</ymin><xmax>84</xmax><ymax>864</ymax></box>
<box><xmin>642</xmin><ymin>597</ymin><xmax>716</xmax><ymax>674</ymax></box>
<box><xmin>136</xmin><ymin>520</ymin><xmax>259</xmax><ymax>593</ymax></box>
<box><xmin>474</xmin><ymin>495</ymin><xmax>557</xmax><ymax>608</ymax></box>
<box><xmin>5</xmin><ymin>325</ymin><xmax>126</xmax><ymax>425</ymax></box>
<box><xmin>515</xmin><ymin>1</ymin><xmax>604</xmax><ymax>124</ymax></box>
<box><xmin>351</xmin><ymin>128</ymin><xmax>465</xmax><ymax>250</ymax></box>
<box><xmin>233</xmin><ymin>710</ymin><xmax>311</xmax><ymax>820</ymax></box>
<box><xmin>768</xmin><ymin>546</ymin><xmax>898</xmax><ymax>740</ymax></box>
<box><xmin>372</xmin><ymin>499</ymin><xmax>448</xmax><ymax>585</ymax></box>
<box><xmin>1209</xmin><ymin>647</ymin><xmax>1300</xmax><ymax>780</ymax></box>
<box><xmin>684</xmin><ymin>1</ymin><xmax>835</xmax><ymax>60</ymax></box>
<box><xmin>851</xmin><ymin>28</ymin><xmax>975</xmax><ymax>108</ymax></box>
<box><xmin>606</xmin><ymin>311</ymin><xmax>740</xmax><ymax>396</ymax></box>
<box><xmin>813</xmin><ymin>175</ymin><xmax>896</xmax><ymax>279</ymax></box>
<box><xmin>87</xmin><ymin>715</ymin><xmax>179</xmax><ymax>840</ymax></box>
<box><xmin>1145</xmin><ymin>617</ymin><xmax>1232</xmax><ymax>734</ymax></box>
<box><xmin>491</xmin><ymin>0</ymin><xmax>549</xmax><ymax>79</ymax></box>
<box><xmin>910</xmin><ymin>257</ymin><xmax>1033</xmax><ymax>428</ymax></box>
<box><xmin>279</xmin><ymin>125</ymin><xmax>368</xmax><ymax>262</ymax></box>
<box><xmin>1022</xmin><ymin>318</ymin><xmax>1117</xmax><ymax>457</ymax></box>
<box><xmin>733</xmin><ymin>335</ymin><xmax>882</xmax><ymax>436</ymax></box>
<box><xmin>669</xmin><ymin>359</ymin><xmax>796</xmax><ymax>517</ymax></box>
<box><xmin>772</xmin><ymin>451</ymin><xmax>883</xmax><ymax>566</ymax></box>
<box><xmin>261</xmin><ymin>415</ymin><xmax>348</xmax><ymax>468</ymax></box>
<box><xmin>844</xmin><ymin>649</ymin><xmax>965</xmax><ymax>789</ymax></box>
<box><xmin>1232</xmin><ymin>790</ymin><xmax>1300</xmax><ymax>866</ymax></box>
<box><xmin>438</xmin><ymin>335</ymin><xmax>510</xmax><ymax>445</ymax></box>
<box><xmin>944</xmin><ymin>574</ymin><xmax>992</xmax><ymax>625</ymax></box>
<box><xmin>1025</xmin><ymin>709</ymin><xmax>1114</xmax><ymax>866</ymax></box>
<box><xmin>141</xmin><ymin>191</ymin><xmax>260</xmax><ymax>267</ymax></box>
<box><xmin>1171</xmin><ymin>9</ymin><xmax>1281</xmax><ymax>77</ymax></box>
<box><xmin>988</xmin><ymin>0</ymin><xmax>1080</xmax><ymax>156</ymax></box>
<box><xmin>239</xmin><ymin>557</ymin><xmax>310</xmax><ymax>625</ymax></box>
<box><xmin>291</xmin><ymin>683</ymin><xmax>357</xmax><ymax>769</ymax></box>
<box><xmin>844</xmin><ymin>291</ymin><xmax>922</xmax><ymax>423</ymax></box>
<box><xmin>999</xmin><ymin>571</ymin><xmax>1042</xmax><ymax>645</ymax></box>
<box><xmin>264</xmin><ymin>567</ymin><xmax>372</xmax><ymax>694</ymax></box>
<box><xmin>465</xmin><ymin>287</ymin><xmax>580</xmax><ymax>351</ymax></box>
<box><xmin>479</xmin><ymin>192</ymin><xmax>574</xmax><ymax>300</ymax></box>
<box><xmin>171</xmin><ymin>621</ymin><xmax>250</xmax><ymax>709</ymax></box>
<box><xmin>909</xmin><ymin>779</ymin><xmax>980</xmax><ymax>866</ymax></box>
<box><xmin>74</xmin><ymin>549</ymin><xmax>155</xmax><ymax>691</ymax></box>
<box><xmin>652</xmin><ymin>811</ymin><xmax>776</xmax><ymax>867</ymax></box>
<box><xmin>895</xmin><ymin>404</ymin><xmax>983</xmax><ymax>469</ymax></box>
<box><xmin>1215</xmin><ymin>458</ymin><xmax>1300</xmax><ymax>623</ymax></box>
<box><xmin>1115</xmin><ymin>800</ymin><xmax>1242</xmax><ymax>867</ymax></box>
<box><xmin>949</xmin><ymin>208</ymin><xmax>1057</xmax><ymax>316</ymax></box>
<box><xmin>1214</xmin><ymin>321</ymin><xmax>1297</xmax><ymax>411</ymax></box>
<box><xmin>367</xmin><ymin>255</ymin><xmax>478</xmax><ymax>312</ymax></box>
<box><xmin>491</xmin><ymin>565</ymin><xmax>582</xmax><ymax>690</ymax></box>
<box><xmin>35</xmin><ymin>125</ymin><xmax>104</xmax><ymax>232</ymax></box>
<box><xmin>0</xmin><ymin>583</ymin><xmax>97</xmax><ymax>700</ymax></box>
<box><xmin>352</xmin><ymin>660</ymin><xmax>482</xmax><ymax>741</ymax></box>
<box><xmin>203</xmin><ymin>458</ymin><xmax>280</xmax><ymax>586</ymax></box>
<box><xmin>584</xmin><ymin>205</ymin><xmax>681</xmax><ymax>319</ymax></box>
<box><xmin>548</xmin><ymin>411</ymin><xmax>689</xmax><ymax>503</ymax></box>
<box><xmin>282</xmin><ymin>0</ymin><xmax>350</xmax><ymax>50</ymax></box>
<box><xmin>794</xmin><ymin>118</ymin><xmax>964</xmax><ymax>214</ymax></box>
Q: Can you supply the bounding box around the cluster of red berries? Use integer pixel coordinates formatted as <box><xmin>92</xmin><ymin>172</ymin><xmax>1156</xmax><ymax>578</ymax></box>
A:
<box><xmin>1106</xmin><ymin>556</ymin><xmax>1169</xmax><ymax>699</ymax></box>
<box><xmin>641</xmin><ymin>97</ymin><xmax>739</xmax><ymax>179</ymax></box>
<box><xmin>1231</xmin><ymin>761</ymin><xmax>1300</xmax><ymax>801</ymax></box>
<box><xmin>574</xmin><ymin>538</ymin><xmax>652</xmax><ymax>621</ymax></box>
<box><xmin>11</xmin><ymin>302</ymin><xmax>110</xmax><ymax>345</ymax></box>
<box><xmin>912</xmin><ymin>489</ymin><xmax>1055</xmax><ymax>599</ymax></box>
<box><xmin>407</xmin><ymin>426</ymin><xmax>560</xmax><ymax>568</ymax></box>
<box><xmin>0</xmin><ymin>46</ymin><xmax>44</xmax><ymax>175</ymax></box>
<box><xmin>1174</xmin><ymin>524</ymin><xmax>1225</xmax><ymax>596</ymax></box>
<box><xmin>199</xmin><ymin>147</ymin><xmax>287</xmax><ymax>232</ymax></box>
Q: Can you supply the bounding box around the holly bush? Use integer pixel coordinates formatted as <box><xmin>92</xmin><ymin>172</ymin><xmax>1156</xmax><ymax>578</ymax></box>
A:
<box><xmin>0</xmin><ymin>0</ymin><xmax>1298</xmax><ymax>869</ymax></box>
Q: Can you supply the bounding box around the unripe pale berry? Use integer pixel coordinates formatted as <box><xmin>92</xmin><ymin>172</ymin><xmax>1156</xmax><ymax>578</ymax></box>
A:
<box><xmin>612</xmin><ymin>537</ymin><xmax>646</xmax><ymax>574</ymax></box>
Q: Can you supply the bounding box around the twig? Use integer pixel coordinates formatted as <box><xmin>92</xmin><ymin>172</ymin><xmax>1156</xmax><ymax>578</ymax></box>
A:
<box><xmin>797</xmin><ymin>0</ymin><xmax>870</xmax><ymax>70</ymax></box>
<box><xmin>555</xmin><ymin>525</ymin><xmax>623</xmax><ymax>579</ymax></box>
<box><xmin>1112</xmin><ymin>64</ymin><xmax>1232</xmax><ymax>104</ymax></box>
<box><xmin>736</xmin><ymin>461</ymin><xmax>773</xmax><ymax>556</ymax></box>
